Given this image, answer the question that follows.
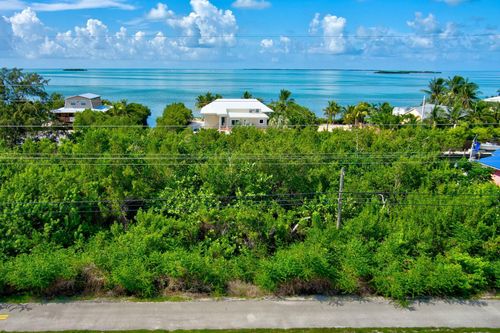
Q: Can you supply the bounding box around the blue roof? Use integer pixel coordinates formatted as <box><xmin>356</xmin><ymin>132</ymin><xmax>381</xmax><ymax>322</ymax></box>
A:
<box><xmin>478</xmin><ymin>149</ymin><xmax>500</xmax><ymax>170</ymax></box>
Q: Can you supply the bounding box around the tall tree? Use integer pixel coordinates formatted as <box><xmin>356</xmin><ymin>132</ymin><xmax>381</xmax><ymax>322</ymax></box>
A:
<box><xmin>422</xmin><ymin>78</ymin><xmax>447</xmax><ymax>104</ymax></box>
<box><xmin>242</xmin><ymin>91</ymin><xmax>253</xmax><ymax>99</ymax></box>
<box><xmin>0</xmin><ymin>68</ymin><xmax>49</xmax><ymax>104</ymax></box>
<box><xmin>344</xmin><ymin>102</ymin><xmax>371</xmax><ymax>127</ymax></box>
<box><xmin>323</xmin><ymin>100</ymin><xmax>342</xmax><ymax>130</ymax></box>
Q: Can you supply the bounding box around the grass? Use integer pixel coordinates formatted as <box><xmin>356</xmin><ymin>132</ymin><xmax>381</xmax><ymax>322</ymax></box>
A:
<box><xmin>3</xmin><ymin>329</ymin><xmax>499</xmax><ymax>333</ymax></box>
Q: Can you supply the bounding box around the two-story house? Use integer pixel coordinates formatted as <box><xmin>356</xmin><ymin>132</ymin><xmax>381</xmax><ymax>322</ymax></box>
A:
<box><xmin>201</xmin><ymin>99</ymin><xmax>273</xmax><ymax>131</ymax></box>
<box><xmin>52</xmin><ymin>93</ymin><xmax>111</xmax><ymax>124</ymax></box>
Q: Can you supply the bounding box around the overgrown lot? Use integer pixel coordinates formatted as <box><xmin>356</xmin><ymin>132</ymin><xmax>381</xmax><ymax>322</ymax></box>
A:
<box><xmin>0</xmin><ymin>126</ymin><xmax>498</xmax><ymax>302</ymax></box>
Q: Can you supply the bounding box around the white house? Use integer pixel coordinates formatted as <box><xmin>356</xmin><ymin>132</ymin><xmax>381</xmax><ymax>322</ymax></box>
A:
<box><xmin>483</xmin><ymin>96</ymin><xmax>500</xmax><ymax>103</ymax></box>
<box><xmin>201</xmin><ymin>99</ymin><xmax>273</xmax><ymax>131</ymax></box>
<box><xmin>393</xmin><ymin>104</ymin><xmax>448</xmax><ymax>120</ymax></box>
<box><xmin>52</xmin><ymin>93</ymin><xmax>111</xmax><ymax>123</ymax></box>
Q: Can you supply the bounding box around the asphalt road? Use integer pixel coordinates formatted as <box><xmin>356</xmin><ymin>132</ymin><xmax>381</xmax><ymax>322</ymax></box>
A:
<box><xmin>0</xmin><ymin>297</ymin><xmax>499</xmax><ymax>331</ymax></box>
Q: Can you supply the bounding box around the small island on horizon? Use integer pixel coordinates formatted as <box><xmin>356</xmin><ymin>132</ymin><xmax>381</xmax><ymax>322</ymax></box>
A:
<box><xmin>375</xmin><ymin>70</ymin><xmax>442</xmax><ymax>74</ymax></box>
<box><xmin>63</xmin><ymin>68</ymin><xmax>88</xmax><ymax>72</ymax></box>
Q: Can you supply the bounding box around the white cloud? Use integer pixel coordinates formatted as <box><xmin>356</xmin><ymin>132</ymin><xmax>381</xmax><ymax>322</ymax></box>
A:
<box><xmin>309</xmin><ymin>13</ymin><xmax>347</xmax><ymax>54</ymax></box>
<box><xmin>0</xmin><ymin>0</ymin><xmax>25</xmax><ymax>11</ymax></box>
<box><xmin>146</xmin><ymin>3</ymin><xmax>174</xmax><ymax>20</ymax></box>
<box><xmin>259</xmin><ymin>36</ymin><xmax>291</xmax><ymax>54</ymax></box>
<box><xmin>5</xmin><ymin>7</ymin><xmax>44</xmax><ymax>41</ymax></box>
<box><xmin>309</xmin><ymin>13</ymin><xmax>320</xmax><ymax>34</ymax></box>
<box><xmin>2</xmin><ymin>7</ymin><xmax>208</xmax><ymax>61</ymax></box>
<box><xmin>166</xmin><ymin>0</ymin><xmax>238</xmax><ymax>47</ymax></box>
<box><xmin>31</xmin><ymin>0</ymin><xmax>135</xmax><ymax>11</ymax></box>
<box><xmin>0</xmin><ymin>0</ymin><xmax>135</xmax><ymax>12</ymax></box>
<box><xmin>260</xmin><ymin>38</ymin><xmax>273</xmax><ymax>48</ymax></box>
<box><xmin>407</xmin><ymin>12</ymin><xmax>440</xmax><ymax>34</ymax></box>
<box><xmin>232</xmin><ymin>0</ymin><xmax>271</xmax><ymax>10</ymax></box>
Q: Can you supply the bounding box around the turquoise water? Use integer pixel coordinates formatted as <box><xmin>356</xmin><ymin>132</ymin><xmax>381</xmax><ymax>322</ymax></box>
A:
<box><xmin>34</xmin><ymin>69</ymin><xmax>500</xmax><ymax>125</ymax></box>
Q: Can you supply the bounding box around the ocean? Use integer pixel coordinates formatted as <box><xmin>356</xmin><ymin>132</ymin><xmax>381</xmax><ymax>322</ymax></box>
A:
<box><xmin>34</xmin><ymin>69</ymin><xmax>500</xmax><ymax>126</ymax></box>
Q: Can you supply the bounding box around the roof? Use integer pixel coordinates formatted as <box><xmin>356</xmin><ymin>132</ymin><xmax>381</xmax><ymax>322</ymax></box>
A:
<box><xmin>67</xmin><ymin>93</ymin><xmax>101</xmax><ymax>100</ymax></box>
<box><xmin>393</xmin><ymin>104</ymin><xmax>448</xmax><ymax>119</ymax></box>
<box><xmin>483</xmin><ymin>96</ymin><xmax>500</xmax><ymax>103</ymax></box>
<box><xmin>52</xmin><ymin>105</ymin><xmax>111</xmax><ymax>114</ymax></box>
<box><xmin>478</xmin><ymin>149</ymin><xmax>500</xmax><ymax>170</ymax></box>
<box><xmin>228</xmin><ymin>112</ymin><xmax>269</xmax><ymax>119</ymax></box>
<box><xmin>201</xmin><ymin>99</ymin><xmax>273</xmax><ymax>115</ymax></box>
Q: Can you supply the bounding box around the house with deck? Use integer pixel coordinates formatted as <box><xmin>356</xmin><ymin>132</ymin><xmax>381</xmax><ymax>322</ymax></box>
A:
<box><xmin>201</xmin><ymin>99</ymin><xmax>273</xmax><ymax>131</ymax></box>
<box><xmin>52</xmin><ymin>93</ymin><xmax>111</xmax><ymax>123</ymax></box>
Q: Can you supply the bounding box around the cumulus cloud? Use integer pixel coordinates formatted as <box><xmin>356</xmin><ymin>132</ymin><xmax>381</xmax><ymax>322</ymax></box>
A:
<box><xmin>1</xmin><ymin>7</ymin><xmax>206</xmax><ymax>61</ymax></box>
<box><xmin>232</xmin><ymin>0</ymin><xmax>271</xmax><ymax>10</ymax></box>
<box><xmin>166</xmin><ymin>0</ymin><xmax>238</xmax><ymax>47</ymax></box>
<box><xmin>309</xmin><ymin>13</ymin><xmax>347</xmax><ymax>54</ymax></box>
<box><xmin>5</xmin><ymin>7</ymin><xmax>44</xmax><ymax>42</ymax></box>
<box><xmin>407</xmin><ymin>12</ymin><xmax>441</xmax><ymax>34</ymax></box>
<box><xmin>259</xmin><ymin>36</ymin><xmax>292</xmax><ymax>54</ymax></box>
<box><xmin>146</xmin><ymin>3</ymin><xmax>174</xmax><ymax>20</ymax></box>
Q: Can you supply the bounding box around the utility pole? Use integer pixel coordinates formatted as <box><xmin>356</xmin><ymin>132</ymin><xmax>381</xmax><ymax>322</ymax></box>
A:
<box><xmin>469</xmin><ymin>135</ymin><xmax>478</xmax><ymax>161</ymax></box>
<box><xmin>337</xmin><ymin>167</ymin><xmax>345</xmax><ymax>230</ymax></box>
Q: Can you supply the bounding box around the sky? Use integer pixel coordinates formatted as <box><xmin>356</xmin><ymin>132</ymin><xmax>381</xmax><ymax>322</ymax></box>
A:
<box><xmin>0</xmin><ymin>0</ymin><xmax>499</xmax><ymax>69</ymax></box>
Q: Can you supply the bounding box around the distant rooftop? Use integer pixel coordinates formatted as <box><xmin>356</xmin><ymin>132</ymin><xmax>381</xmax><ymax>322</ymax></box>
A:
<box><xmin>201</xmin><ymin>99</ymin><xmax>273</xmax><ymax>115</ymax></box>
<box><xmin>67</xmin><ymin>93</ymin><xmax>101</xmax><ymax>100</ymax></box>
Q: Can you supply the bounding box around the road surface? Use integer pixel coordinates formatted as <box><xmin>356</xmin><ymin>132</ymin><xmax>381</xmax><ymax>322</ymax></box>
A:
<box><xmin>0</xmin><ymin>297</ymin><xmax>499</xmax><ymax>331</ymax></box>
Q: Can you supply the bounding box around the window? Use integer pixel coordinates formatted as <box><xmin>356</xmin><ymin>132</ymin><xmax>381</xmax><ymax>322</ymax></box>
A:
<box><xmin>259</xmin><ymin>119</ymin><xmax>264</xmax><ymax>124</ymax></box>
<box><xmin>231</xmin><ymin>120</ymin><xmax>240</xmax><ymax>126</ymax></box>
<box><xmin>81</xmin><ymin>102</ymin><xmax>86</xmax><ymax>106</ymax></box>
<box><xmin>70</xmin><ymin>102</ymin><xmax>76</xmax><ymax>106</ymax></box>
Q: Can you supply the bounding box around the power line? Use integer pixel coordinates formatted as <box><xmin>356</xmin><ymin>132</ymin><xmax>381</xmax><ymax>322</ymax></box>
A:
<box><xmin>2</xmin><ymin>190</ymin><xmax>496</xmax><ymax>206</ymax></box>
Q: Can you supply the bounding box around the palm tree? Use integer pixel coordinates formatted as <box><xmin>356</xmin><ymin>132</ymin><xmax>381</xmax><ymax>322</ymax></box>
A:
<box><xmin>457</xmin><ymin>79</ymin><xmax>480</xmax><ymax>110</ymax></box>
<box><xmin>344</xmin><ymin>102</ymin><xmax>371</xmax><ymax>127</ymax></box>
<box><xmin>268</xmin><ymin>90</ymin><xmax>295</xmax><ymax>128</ymax></box>
<box><xmin>195</xmin><ymin>92</ymin><xmax>222</xmax><ymax>109</ymax></box>
<box><xmin>446</xmin><ymin>103</ymin><xmax>466</xmax><ymax>127</ymax></box>
<box><xmin>323</xmin><ymin>100</ymin><xmax>341</xmax><ymax>130</ymax></box>
<box><xmin>422</xmin><ymin>78</ymin><xmax>447</xmax><ymax>104</ymax></box>
<box><xmin>242</xmin><ymin>91</ymin><xmax>253</xmax><ymax>99</ymax></box>
<box><xmin>427</xmin><ymin>105</ymin><xmax>446</xmax><ymax>128</ymax></box>
<box><xmin>273</xmin><ymin>89</ymin><xmax>294</xmax><ymax>113</ymax></box>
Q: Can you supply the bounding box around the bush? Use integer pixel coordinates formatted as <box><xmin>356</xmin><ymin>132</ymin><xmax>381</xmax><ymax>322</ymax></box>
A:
<box><xmin>4</xmin><ymin>245</ymin><xmax>78</xmax><ymax>294</ymax></box>
<box><xmin>256</xmin><ymin>243</ymin><xmax>336</xmax><ymax>294</ymax></box>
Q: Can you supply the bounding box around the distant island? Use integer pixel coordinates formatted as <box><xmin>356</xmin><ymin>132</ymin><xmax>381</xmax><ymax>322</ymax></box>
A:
<box><xmin>63</xmin><ymin>68</ymin><xmax>87</xmax><ymax>72</ymax></box>
<box><xmin>375</xmin><ymin>70</ymin><xmax>441</xmax><ymax>74</ymax></box>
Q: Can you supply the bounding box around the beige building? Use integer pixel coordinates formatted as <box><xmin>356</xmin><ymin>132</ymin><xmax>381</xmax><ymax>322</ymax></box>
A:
<box><xmin>52</xmin><ymin>93</ymin><xmax>111</xmax><ymax>123</ymax></box>
<box><xmin>201</xmin><ymin>99</ymin><xmax>273</xmax><ymax>131</ymax></box>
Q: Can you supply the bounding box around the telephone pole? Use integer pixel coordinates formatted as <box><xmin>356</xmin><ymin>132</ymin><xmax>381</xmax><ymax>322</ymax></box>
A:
<box><xmin>469</xmin><ymin>135</ymin><xmax>478</xmax><ymax>161</ymax></box>
<box><xmin>337</xmin><ymin>167</ymin><xmax>345</xmax><ymax>230</ymax></box>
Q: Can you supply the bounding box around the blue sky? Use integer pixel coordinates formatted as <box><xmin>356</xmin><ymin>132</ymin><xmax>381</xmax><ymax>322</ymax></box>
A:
<box><xmin>0</xmin><ymin>0</ymin><xmax>499</xmax><ymax>69</ymax></box>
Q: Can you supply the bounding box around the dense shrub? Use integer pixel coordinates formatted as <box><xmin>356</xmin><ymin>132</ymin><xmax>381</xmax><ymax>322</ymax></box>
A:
<box><xmin>4</xmin><ymin>245</ymin><xmax>78</xmax><ymax>294</ymax></box>
<box><xmin>0</xmin><ymin>126</ymin><xmax>498</xmax><ymax>301</ymax></box>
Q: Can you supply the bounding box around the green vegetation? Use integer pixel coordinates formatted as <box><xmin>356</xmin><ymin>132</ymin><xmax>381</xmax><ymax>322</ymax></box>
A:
<box><xmin>0</xmin><ymin>69</ymin><xmax>498</xmax><ymax>303</ymax></box>
<box><xmin>156</xmin><ymin>103</ymin><xmax>193</xmax><ymax>129</ymax></box>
